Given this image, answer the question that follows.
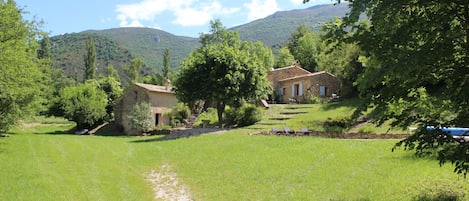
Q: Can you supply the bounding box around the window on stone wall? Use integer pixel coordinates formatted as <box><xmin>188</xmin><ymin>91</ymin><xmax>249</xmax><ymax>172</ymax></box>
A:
<box><xmin>320</xmin><ymin>86</ymin><xmax>327</xmax><ymax>97</ymax></box>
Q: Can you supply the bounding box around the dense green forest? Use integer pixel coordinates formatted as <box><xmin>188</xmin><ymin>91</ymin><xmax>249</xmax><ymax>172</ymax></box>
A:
<box><xmin>233</xmin><ymin>4</ymin><xmax>350</xmax><ymax>47</ymax></box>
<box><xmin>50</xmin><ymin>33</ymin><xmax>139</xmax><ymax>82</ymax></box>
<box><xmin>83</xmin><ymin>28</ymin><xmax>200</xmax><ymax>71</ymax></box>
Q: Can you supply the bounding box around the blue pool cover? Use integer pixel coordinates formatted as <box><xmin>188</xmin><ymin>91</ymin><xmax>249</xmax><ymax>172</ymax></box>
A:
<box><xmin>426</xmin><ymin>126</ymin><xmax>469</xmax><ymax>136</ymax></box>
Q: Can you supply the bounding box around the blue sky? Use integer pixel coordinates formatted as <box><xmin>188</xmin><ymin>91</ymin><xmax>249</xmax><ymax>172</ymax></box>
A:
<box><xmin>17</xmin><ymin>0</ymin><xmax>335</xmax><ymax>37</ymax></box>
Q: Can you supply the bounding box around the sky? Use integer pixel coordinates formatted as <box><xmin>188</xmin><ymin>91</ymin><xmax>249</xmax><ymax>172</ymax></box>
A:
<box><xmin>16</xmin><ymin>0</ymin><xmax>335</xmax><ymax>38</ymax></box>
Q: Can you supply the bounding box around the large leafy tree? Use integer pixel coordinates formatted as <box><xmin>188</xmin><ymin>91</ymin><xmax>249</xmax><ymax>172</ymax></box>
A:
<box><xmin>125</xmin><ymin>57</ymin><xmax>143</xmax><ymax>84</ymax></box>
<box><xmin>97</xmin><ymin>76</ymin><xmax>123</xmax><ymax>121</ymax></box>
<box><xmin>0</xmin><ymin>1</ymin><xmax>45</xmax><ymax>132</ymax></box>
<box><xmin>174</xmin><ymin>20</ymin><xmax>272</xmax><ymax>128</ymax></box>
<box><xmin>275</xmin><ymin>47</ymin><xmax>294</xmax><ymax>68</ymax></box>
<box><xmin>309</xmin><ymin>0</ymin><xmax>469</xmax><ymax>175</ymax></box>
<box><xmin>286</xmin><ymin>24</ymin><xmax>323</xmax><ymax>72</ymax></box>
<box><xmin>59</xmin><ymin>81</ymin><xmax>108</xmax><ymax>129</ymax></box>
<box><xmin>317</xmin><ymin>33</ymin><xmax>362</xmax><ymax>98</ymax></box>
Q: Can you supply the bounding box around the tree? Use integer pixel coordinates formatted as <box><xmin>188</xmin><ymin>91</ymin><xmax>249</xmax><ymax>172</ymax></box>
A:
<box><xmin>37</xmin><ymin>35</ymin><xmax>51</xmax><ymax>59</ymax></box>
<box><xmin>84</xmin><ymin>35</ymin><xmax>96</xmax><ymax>81</ymax></box>
<box><xmin>59</xmin><ymin>81</ymin><xmax>108</xmax><ymax>129</ymax></box>
<box><xmin>0</xmin><ymin>1</ymin><xmax>45</xmax><ymax>132</ymax></box>
<box><xmin>317</xmin><ymin>23</ymin><xmax>362</xmax><ymax>98</ymax></box>
<box><xmin>162</xmin><ymin>48</ymin><xmax>170</xmax><ymax>80</ymax></box>
<box><xmin>295</xmin><ymin>31</ymin><xmax>322</xmax><ymax>72</ymax></box>
<box><xmin>174</xmin><ymin>20</ymin><xmax>271</xmax><ymax>128</ymax></box>
<box><xmin>125</xmin><ymin>58</ymin><xmax>143</xmax><ymax>84</ymax></box>
<box><xmin>242</xmin><ymin>41</ymin><xmax>275</xmax><ymax>71</ymax></box>
<box><xmin>97</xmin><ymin>76</ymin><xmax>123</xmax><ymax>121</ymax></box>
<box><xmin>127</xmin><ymin>102</ymin><xmax>153</xmax><ymax>135</ymax></box>
<box><xmin>275</xmin><ymin>47</ymin><xmax>294</xmax><ymax>68</ymax></box>
<box><xmin>106</xmin><ymin>64</ymin><xmax>121</xmax><ymax>83</ymax></box>
<box><xmin>310</xmin><ymin>0</ymin><xmax>469</xmax><ymax>175</ymax></box>
<box><xmin>286</xmin><ymin>24</ymin><xmax>322</xmax><ymax>72</ymax></box>
<box><xmin>46</xmin><ymin>69</ymin><xmax>76</xmax><ymax>117</ymax></box>
<box><xmin>286</xmin><ymin>23</ymin><xmax>310</xmax><ymax>56</ymax></box>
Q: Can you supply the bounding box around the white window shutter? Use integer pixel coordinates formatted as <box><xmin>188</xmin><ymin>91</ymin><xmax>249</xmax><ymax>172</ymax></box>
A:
<box><xmin>291</xmin><ymin>84</ymin><xmax>295</xmax><ymax>97</ymax></box>
<box><xmin>299</xmin><ymin>82</ymin><xmax>303</xmax><ymax>96</ymax></box>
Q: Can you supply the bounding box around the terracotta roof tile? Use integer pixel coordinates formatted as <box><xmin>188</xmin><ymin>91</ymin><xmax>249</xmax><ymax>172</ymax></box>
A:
<box><xmin>134</xmin><ymin>83</ymin><xmax>174</xmax><ymax>93</ymax></box>
<box><xmin>278</xmin><ymin>71</ymin><xmax>336</xmax><ymax>82</ymax></box>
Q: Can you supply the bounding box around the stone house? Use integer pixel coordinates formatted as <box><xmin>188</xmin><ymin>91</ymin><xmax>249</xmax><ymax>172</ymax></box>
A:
<box><xmin>267</xmin><ymin>62</ymin><xmax>341</xmax><ymax>103</ymax></box>
<box><xmin>115</xmin><ymin>81</ymin><xmax>177</xmax><ymax>135</ymax></box>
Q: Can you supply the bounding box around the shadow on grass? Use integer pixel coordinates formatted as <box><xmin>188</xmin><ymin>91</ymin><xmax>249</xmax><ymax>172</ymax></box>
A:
<box><xmin>413</xmin><ymin>192</ymin><xmax>464</xmax><ymax>201</ymax></box>
<box><xmin>330</xmin><ymin>198</ymin><xmax>371</xmax><ymax>201</ymax></box>
<box><xmin>320</xmin><ymin>98</ymin><xmax>361</xmax><ymax>111</ymax></box>
<box><xmin>130</xmin><ymin>128</ymin><xmax>227</xmax><ymax>143</ymax></box>
<box><xmin>28</xmin><ymin>122</ymin><xmax>127</xmax><ymax>137</ymax></box>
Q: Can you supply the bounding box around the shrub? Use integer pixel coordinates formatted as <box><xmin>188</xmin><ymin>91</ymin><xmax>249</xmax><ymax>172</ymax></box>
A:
<box><xmin>168</xmin><ymin>103</ymin><xmax>191</xmax><ymax>127</ymax></box>
<box><xmin>302</xmin><ymin>91</ymin><xmax>321</xmax><ymax>104</ymax></box>
<box><xmin>194</xmin><ymin>108</ymin><xmax>218</xmax><ymax>127</ymax></box>
<box><xmin>127</xmin><ymin>102</ymin><xmax>153</xmax><ymax>135</ymax></box>
<box><xmin>357</xmin><ymin>125</ymin><xmax>376</xmax><ymax>133</ymax></box>
<box><xmin>225</xmin><ymin>104</ymin><xmax>263</xmax><ymax>127</ymax></box>
<box><xmin>323</xmin><ymin>116</ymin><xmax>351</xmax><ymax>132</ymax></box>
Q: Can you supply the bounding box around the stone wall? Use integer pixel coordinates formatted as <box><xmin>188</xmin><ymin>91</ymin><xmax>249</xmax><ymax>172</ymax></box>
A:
<box><xmin>278</xmin><ymin>72</ymin><xmax>341</xmax><ymax>103</ymax></box>
<box><xmin>267</xmin><ymin>66</ymin><xmax>311</xmax><ymax>91</ymax></box>
<box><xmin>115</xmin><ymin>84</ymin><xmax>178</xmax><ymax>135</ymax></box>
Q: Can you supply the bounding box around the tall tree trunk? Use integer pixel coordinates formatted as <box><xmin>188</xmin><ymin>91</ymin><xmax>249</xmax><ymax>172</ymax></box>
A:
<box><xmin>216</xmin><ymin>101</ymin><xmax>225</xmax><ymax>128</ymax></box>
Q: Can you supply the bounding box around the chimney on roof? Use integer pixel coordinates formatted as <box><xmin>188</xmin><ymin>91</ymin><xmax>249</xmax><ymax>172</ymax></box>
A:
<box><xmin>165</xmin><ymin>79</ymin><xmax>171</xmax><ymax>91</ymax></box>
<box><xmin>293</xmin><ymin>60</ymin><xmax>301</xmax><ymax>68</ymax></box>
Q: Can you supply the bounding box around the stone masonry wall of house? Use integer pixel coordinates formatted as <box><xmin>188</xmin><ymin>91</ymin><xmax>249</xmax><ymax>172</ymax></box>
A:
<box><xmin>147</xmin><ymin>91</ymin><xmax>178</xmax><ymax>127</ymax></box>
<box><xmin>267</xmin><ymin>66</ymin><xmax>311</xmax><ymax>91</ymax></box>
<box><xmin>278</xmin><ymin>73</ymin><xmax>341</xmax><ymax>103</ymax></box>
<box><xmin>115</xmin><ymin>84</ymin><xmax>178</xmax><ymax>135</ymax></box>
<box><xmin>115</xmin><ymin>85</ymin><xmax>151</xmax><ymax>135</ymax></box>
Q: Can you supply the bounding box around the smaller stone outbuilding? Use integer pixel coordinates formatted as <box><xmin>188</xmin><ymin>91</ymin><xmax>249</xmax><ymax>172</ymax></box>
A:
<box><xmin>267</xmin><ymin>61</ymin><xmax>341</xmax><ymax>103</ymax></box>
<box><xmin>115</xmin><ymin>82</ymin><xmax>178</xmax><ymax>135</ymax></box>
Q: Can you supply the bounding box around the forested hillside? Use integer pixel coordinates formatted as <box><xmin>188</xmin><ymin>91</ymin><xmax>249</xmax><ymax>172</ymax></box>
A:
<box><xmin>50</xmin><ymin>4</ymin><xmax>349</xmax><ymax>78</ymax></box>
<box><xmin>50</xmin><ymin>33</ymin><xmax>139</xmax><ymax>82</ymax></box>
<box><xmin>233</xmin><ymin>4</ymin><xmax>349</xmax><ymax>47</ymax></box>
<box><xmin>83</xmin><ymin>28</ymin><xmax>199</xmax><ymax>71</ymax></box>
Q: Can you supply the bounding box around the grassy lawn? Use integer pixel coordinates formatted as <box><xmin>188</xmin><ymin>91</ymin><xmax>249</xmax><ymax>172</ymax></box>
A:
<box><xmin>1</xmin><ymin>102</ymin><xmax>468</xmax><ymax>200</ymax></box>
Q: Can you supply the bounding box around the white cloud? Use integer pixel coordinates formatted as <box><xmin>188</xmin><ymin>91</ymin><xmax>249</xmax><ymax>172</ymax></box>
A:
<box><xmin>290</xmin><ymin>0</ymin><xmax>304</xmax><ymax>5</ymax></box>
<box><xmin>173</xmin><ymin>1</ymin><xmax>238</xmax><ymax>26</ymax></box>
<box><xmin>115</xmin><ymin>0</ymin><xmax>238</xmax><ymax>28</ymax></box>
<box><xmin>244</xmin><ymin>0</ymin><xmax>279</xmax><ymax>21</ymax></box>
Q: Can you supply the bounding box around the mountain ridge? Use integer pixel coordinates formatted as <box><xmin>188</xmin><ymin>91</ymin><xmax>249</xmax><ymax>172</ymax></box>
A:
<box><xmin>49</xmin><ymin>4</ymin><xmax>349</xmax><ymax>80</ymax></box>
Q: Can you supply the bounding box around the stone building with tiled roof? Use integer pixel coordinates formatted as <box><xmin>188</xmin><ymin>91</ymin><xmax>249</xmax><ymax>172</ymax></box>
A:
<box><xmin>115</xmin><ymin>81</ymin><xmax>178</xmax><ymax>135</ymax></box>
<box><xmin>267</xmin><ymin>61</ymin><xmax>341</xmax><ymax>103</ymax></box>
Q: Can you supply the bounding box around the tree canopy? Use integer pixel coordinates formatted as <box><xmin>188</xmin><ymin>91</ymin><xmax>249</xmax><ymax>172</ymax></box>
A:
<box><xmin>84</xmin><ymin>35</ymin><xmax>96</xmax><ymax>81</ymax></box>
<box><xmin>0</xmin><ymin>1</ymin><xmax>45</xmax><ymax>132</ymax></box>
<box><xmin>311</xmin><ymin>0</ymin><xmax>469</xmax><ymax>175</ymax></box>
<box><xmin>59</xmin><ymin>81</ymin><xmax>108</xmax><ymax>129</ymax></box>
<box><xmin>174</xmin><ymin>20</ymin><xmax>272</xmax><ymax>127</ymax></box>
<box><xmin>286</xmin><ymin>24</ymin><xmax>323</xmax><ymax>72</ymax></box>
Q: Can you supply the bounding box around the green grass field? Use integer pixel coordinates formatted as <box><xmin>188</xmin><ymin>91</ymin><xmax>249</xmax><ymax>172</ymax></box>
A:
<box><xmin>1</xmin><ymin>101</ymin><xmax>468</xmax><ymax>200</ymax></box>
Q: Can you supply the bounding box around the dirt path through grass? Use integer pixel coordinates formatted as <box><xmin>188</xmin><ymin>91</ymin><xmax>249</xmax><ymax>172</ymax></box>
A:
<box><xmin>146</xmin><ymin>163</ymin><xmax>193</xmax><ymax>201</ymax></box>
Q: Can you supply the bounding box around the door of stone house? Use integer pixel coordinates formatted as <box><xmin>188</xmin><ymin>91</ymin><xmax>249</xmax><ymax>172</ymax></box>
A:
<box><xmin>155</xmin><ymin>113</ymin><xmax>160</xmax><ymax>126</ymax></box>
